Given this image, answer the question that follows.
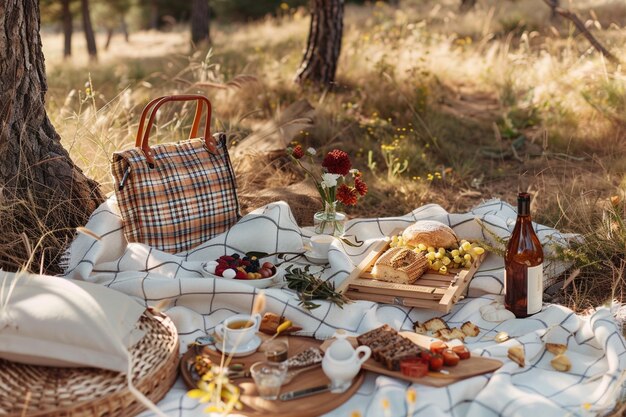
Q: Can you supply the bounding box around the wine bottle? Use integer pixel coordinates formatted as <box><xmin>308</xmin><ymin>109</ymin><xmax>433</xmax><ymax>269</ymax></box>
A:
<box><xmin>504</xmin><ymin>193</ymin><xmax>544</xmax><ymax>318</ymax></box>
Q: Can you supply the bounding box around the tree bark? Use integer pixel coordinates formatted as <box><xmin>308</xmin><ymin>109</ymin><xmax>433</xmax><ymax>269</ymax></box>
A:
<box><xmin>81</xmin><ymin>0</ymin><xmax>97</xmax><ymax>61</ymax></box>
<box><xmin>0</xmin><ymin>0</ymin><xmax>104</xmax><ymax>273</ymax></box>
<box><xmin>191</xmin><ymin>0</ymin><xmax>210</xmax><ymax>46</ymax></box>
<box><xmin>62</xmin><ymin>0</ymin><xmax>72</xmax><ymax>58</ymax></box>
<box><xmin>295</xmin><ymin>0</ymin><xmax>344</xmax><ymax>87</ymax></box>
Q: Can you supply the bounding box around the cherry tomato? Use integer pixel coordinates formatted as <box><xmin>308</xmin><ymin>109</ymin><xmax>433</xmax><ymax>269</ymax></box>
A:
<box><xmin>452</xmin><ymin>345</ymin><xmax>471</xmax><ymax>360</ymax></box>
<box><xmin>430</xmin><ymin>341</ymin><xmax>448</xmax><ymax>355</ymax></box>
<box><xmin>442</xmin><ymin>349</ymin><xmax>460</xmax><ymax>366</ymax></box>
<box><xmin>429</xmin><ymin>354</ymin><xmax>444</xmax><ymax>371</ymax></box>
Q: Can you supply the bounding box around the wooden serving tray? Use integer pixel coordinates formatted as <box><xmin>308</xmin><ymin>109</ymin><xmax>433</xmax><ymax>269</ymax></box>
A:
<box><xmin>321</xmin><ymin>332</ymin><xmax>502</xmax><ymax>388</ymax></box>
<box><xmin>338</xmin><ymin>228</ymin><xmax>486</xmax><ymax>313</ymax></box>
<box><xmin>180</xmin><ymin>336</ymin><xmax>364</xmax><ymax>417</ymax></box>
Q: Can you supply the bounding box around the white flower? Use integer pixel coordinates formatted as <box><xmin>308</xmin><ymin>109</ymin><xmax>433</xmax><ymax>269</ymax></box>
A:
<box><xmin>307</xmin><ymin>147</ymin><xmax>317</xmax><ymax>156</ymax></box>
<box><xmin>321</xmin><ymin>173</ymin><xmax>340</xmax><ymax>188</ymax></box>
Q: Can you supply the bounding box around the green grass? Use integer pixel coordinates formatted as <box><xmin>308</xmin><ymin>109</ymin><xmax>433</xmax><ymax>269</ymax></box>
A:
<box><xmin>37</xmin><ymin>0</ymin><xmax>626</xmax><ymax>313</ymax></box>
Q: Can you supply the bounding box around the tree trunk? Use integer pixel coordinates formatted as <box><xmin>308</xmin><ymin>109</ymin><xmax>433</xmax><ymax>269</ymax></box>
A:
<box><xmin>548</xmin><ymin>0</ymin><xmax>559</xmax><ymax>19</ymax></box>
<box><xmin>295</xmin><ymin>0</ymin><xmax>344</xmax><ymax>87</ymax></box>
<box><xmin>121</xmin><ymin>16</ymin><xmax>130</xmax><ymax>42</ymax></box>
<box><xmin>62</xmin><ymin>0</ymin><xmax>72</xmax><ymax>58</ymax></box>
<box><xmin>149</xmin><ymin>0</ymin><xmax>159</xmax><ymax>30</ymax></box>
<box><xmin>0</xmin><ymin>0</ymin><xmax>104</xmax><ymax>273</ymax></box>
<box><xmin>459</xmin><ymin>0</ymin><xmax>477</xmax><ymax>13</ymax></box>
<box><xmin>191</xmin><ymin>0</ymin><xmax>210</xmax><ymax>46</ymax></box>
<box><xmin>104</xmin><ymin>27</ymin><xmax>114</xmax><ymax>50</ymax></box>
<box><xmin>81</xmin><ymin>0</ymin><xmax>97</xmax><ymax>61</ymax></box>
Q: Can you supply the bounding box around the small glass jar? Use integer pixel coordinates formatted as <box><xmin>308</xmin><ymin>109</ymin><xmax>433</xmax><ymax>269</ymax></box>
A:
<box><xmin>264</xmin><ymin>340</ymin><xmax>289</xmax><ymax>363</ymax></box>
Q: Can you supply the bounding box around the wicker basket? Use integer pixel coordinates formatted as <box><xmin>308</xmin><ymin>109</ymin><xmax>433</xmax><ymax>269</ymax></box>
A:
<box><xmin>0</xmin><ymin>309</ymin><xmax>179</xmax><ymax>417</ymax></box>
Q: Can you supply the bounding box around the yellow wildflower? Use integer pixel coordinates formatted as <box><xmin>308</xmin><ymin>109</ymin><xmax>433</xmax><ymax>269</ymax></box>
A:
<box><xmin>406</xmin><ymin>388</ymin><xmax>417</xmax><ymax>404</ymax></box>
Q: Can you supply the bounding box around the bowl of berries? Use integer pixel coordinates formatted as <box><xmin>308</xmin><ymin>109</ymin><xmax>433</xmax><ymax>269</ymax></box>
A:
<box><xmin>203</xmin><ymin>253</ymin><xmax>279</xmax><ymax>289</ymax></box>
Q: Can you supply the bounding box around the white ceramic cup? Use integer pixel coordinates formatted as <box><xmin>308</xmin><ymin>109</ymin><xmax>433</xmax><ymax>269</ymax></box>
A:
<box><xmin>310</xmin><ymin>234</ymin><xmax>334</xmax><ymax>257</ymax></box>
<box><xmin>215</xmin><ymin>313</ymin><xmax>261</xmax><ymax>348</ymax></box>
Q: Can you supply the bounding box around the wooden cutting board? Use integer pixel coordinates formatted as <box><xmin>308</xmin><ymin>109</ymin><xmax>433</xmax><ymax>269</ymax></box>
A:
<box><xmin>338</xmin><ymin>228</ymin><xmax>486</xmax><ymax>313</ymax></box>
<box><xmin>320</xmin><ymin>332</ymin><xmax>502</xmax><ymax>388</ymax></box>
<box><xmin>180</xmin><ymin>336</ymin><xmax>364</xmax><ymax>417</ymax></box>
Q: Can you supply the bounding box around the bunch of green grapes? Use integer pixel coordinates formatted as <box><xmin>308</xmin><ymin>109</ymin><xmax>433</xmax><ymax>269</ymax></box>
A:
<box><xmin>389</xmin><ymin>236</ymin><xmax>485</xmax><ymax>274</ymax></box>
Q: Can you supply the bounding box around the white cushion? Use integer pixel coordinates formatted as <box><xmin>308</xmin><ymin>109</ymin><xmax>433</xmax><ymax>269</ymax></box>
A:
<box><xmin>0</xmin><ymin>272</ymin><xmax>145</xmax><ymax>373</ymax></box>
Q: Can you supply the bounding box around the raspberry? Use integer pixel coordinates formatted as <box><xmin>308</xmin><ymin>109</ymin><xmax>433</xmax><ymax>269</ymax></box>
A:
<box><xmin>292</xmin><ymin>145</ymin><xmax>304</xmax><ymax>159</ymax></box>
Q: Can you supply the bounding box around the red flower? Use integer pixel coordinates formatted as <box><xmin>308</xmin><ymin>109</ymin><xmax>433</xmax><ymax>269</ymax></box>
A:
<box><xmin>337</xmin><ymin>184</ymin><xmax>358</xmax><ymax>206</ymax></box>
<box><xmin>354</xmin><ymin>176</ymin><xmax>368</xmax><ymax>196</ymax></box>
<box><xmin>322</xmin><ymin>149</ymin><xmax>352</xmax><ymax>176</ymax></box>
<box><xmin>292</xmin><ymin>145</ymin><xmax>304</xmax><ymax>159</ymax></box>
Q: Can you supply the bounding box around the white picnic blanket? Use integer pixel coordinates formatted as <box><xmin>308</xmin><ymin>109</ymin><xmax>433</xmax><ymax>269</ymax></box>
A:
<box><xmin>62</xmin><ymin>198</ymin><xmax>626</xmax><ymax>417</ymax></box>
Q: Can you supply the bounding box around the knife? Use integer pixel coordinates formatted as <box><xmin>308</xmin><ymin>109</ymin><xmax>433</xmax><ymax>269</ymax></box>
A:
<box><xmin>279</xmin><ymin>384</ymin><xmax>332</xmax><ymax>401</ymax></box>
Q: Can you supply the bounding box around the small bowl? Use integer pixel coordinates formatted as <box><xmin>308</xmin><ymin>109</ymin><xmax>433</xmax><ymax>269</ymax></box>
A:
<box><xmin>204</xmin><ymin>264</ymin><xmax>280</xmax><ymax>289</ymax></box>
<box><xmin>234</xmin><ymin>267</ymin><xmax>280</xmax><ymax>289</ymax></box>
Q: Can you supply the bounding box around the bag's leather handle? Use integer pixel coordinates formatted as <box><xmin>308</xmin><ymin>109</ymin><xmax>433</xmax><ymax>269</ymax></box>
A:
<box><xmin>135</xmin><ymin>94</ymin><xmax>216</xmax><ymax>166</ymax></box>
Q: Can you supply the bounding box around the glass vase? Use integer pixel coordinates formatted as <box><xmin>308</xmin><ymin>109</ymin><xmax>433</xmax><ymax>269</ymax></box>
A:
<box><xmin>313</xmin><ymin>201</ymin><xmax>346</xmax><ymax>236</ymax></box>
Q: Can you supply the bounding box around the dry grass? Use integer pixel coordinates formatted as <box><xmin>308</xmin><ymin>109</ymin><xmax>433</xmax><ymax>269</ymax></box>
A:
<box><xmin>28</xmin><ymin>0</ymin><xmax>625</xmax><ymax>315</ymax></box>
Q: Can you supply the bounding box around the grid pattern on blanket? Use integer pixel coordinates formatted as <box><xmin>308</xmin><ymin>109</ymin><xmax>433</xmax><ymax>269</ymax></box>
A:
<box><xmin>62</xmin><ymin>199</ymin><xmax>626</xmax><ymax>417</ymax></box>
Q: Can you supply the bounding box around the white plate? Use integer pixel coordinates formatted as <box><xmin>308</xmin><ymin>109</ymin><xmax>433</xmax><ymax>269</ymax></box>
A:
<box><xmin>304</xmin><ymin>250</ymin><xmax>329</xmax><ymax>264</ymax></box>
<box><xmin>207</xmin><ymin>334</ymin><xmax>262</xmax><ymax>357</ymax></box>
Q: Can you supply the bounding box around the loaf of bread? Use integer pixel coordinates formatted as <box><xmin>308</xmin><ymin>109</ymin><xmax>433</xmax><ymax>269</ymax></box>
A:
<box><xmin>371</xmin><ymin>247</ymin><xmax>428</xmax><ymax>284</ymax></box>
<box><xmin>402</xmin><ymin>220</ymin><xmax>458</xmax><ymax>248</ymax></box>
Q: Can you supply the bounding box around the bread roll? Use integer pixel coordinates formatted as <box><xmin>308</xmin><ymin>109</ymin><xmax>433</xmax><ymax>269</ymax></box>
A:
<box><xmin>402</xmin><ymin>220</ymin><xmax>458</xmax><ymax>248</ymax></box>
<box><xmin>372</xmin><ymin>247</ymin><xmax>428</xmax><ymax>284</ymax></box>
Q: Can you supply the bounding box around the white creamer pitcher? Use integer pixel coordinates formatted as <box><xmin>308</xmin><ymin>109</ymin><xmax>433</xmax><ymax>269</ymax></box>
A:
<box><xmin>322</xmin><ymin>330</ymin><xmax>371</xmax><ymax>393</ymax></box>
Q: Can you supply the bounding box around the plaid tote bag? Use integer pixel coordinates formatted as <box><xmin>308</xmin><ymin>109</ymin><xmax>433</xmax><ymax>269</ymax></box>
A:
<box><xmin>111</xmin><ymin>95</ymin><xmax>240</xmax><ymax>253</ymax></box>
